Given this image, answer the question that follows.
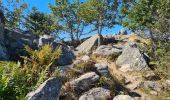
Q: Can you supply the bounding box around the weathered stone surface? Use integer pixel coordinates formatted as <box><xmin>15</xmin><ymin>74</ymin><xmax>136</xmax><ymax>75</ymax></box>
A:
<box><xmin>38</xmin><ymin>35</ymin><xmax>54</xmax><ymax>47</ymax></box>
<box><xmin>26</xmin><ymin>77</ymin><xmax>61</xmax><ymax>100</ymax></box>
<box><xmin>141</xmin><ymin>81</ymin><xmax>162</xmax><ymax>91</ymax></box>
<box><xmin>116</xmin><ymin>42</ymin><xmax>150</xmax><ymax>72</ymax></box>
<box><xmin>79</xmin><ymin>87</ymin><xmax>111</xmax><ymax>100</ymax></box>
<box><xmin>93</xmin><ymin>45</ymin><xmax>122</xmax><ymax>56</ymax></box>
<box><xmin>94</xmin><ymin>63</ymin><xmax>109</xmax><ymax>76</ymax></box>
<box><xmin>76</xmin><ymin>35</ymin><xmax>99</xmax><ymax>54</ymax></box>
<box><xmin>113</xmin><ymin>95</ymin><xmax>134</xmax><ymax>100</ymax></box>
<box><xmin>81</xmin><ymin>55</ymin><xmax>90</xmax><ymax>62</ymax></box>
<box><xmin>69</xmin><ymin>72</ymin><xmax>100</xmax><ymax>92</ymax></box>
<box><xmin>0</xmin><ymin>44</ymin><xmax>9</xmax><ymax>60</ymax></box>
<box><xmin>57</xmin><ymin>45</ymin><xmax>75</xmax><ymax>66</ymax></box>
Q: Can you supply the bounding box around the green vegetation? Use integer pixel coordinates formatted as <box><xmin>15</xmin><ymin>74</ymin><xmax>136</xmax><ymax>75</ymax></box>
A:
<box><xmin>0</xmin><ymin>45</ymin><xmax>61</xmax><ymax>99</ymax></box>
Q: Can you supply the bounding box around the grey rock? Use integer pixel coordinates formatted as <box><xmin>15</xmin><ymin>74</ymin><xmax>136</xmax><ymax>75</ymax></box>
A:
<box><xmin>69</xmin><ymin>72</ymin><xmax>100</xmax><ymax>92</ymax></box>
<box><xmin>165</xmin><ymin>80</ymin><xmax>170</xmax><ymax>87</ymax></box>
<box><xmin>116</xmin><ymin>42</ymin><xmax>150</xmax><ymax>71</ymax></box>
<box><xmin>79</xmin><ymin>87</ymin><xmax>111</xmax><ymax>100</ymax></box>
<box><xmin>113</xmin><ymin>95</ymin><xmax>134</xmax><ymax>100</ymax></box>
<box><xmin>94</xmin><ymin>63</ymin><xmax>109</xmax><ymax>76</ymax></box>
<box><xmin>38</xmin><ymin>35</ymin><xmax>54</xmax><ymax>47</ymax></box>
<box><xmin>0</xmin><ymin>44</ymin><xmax>9</xmax><ymax>60</ymax></box>
<box><xmin>57</xmin><ymin>44</ymin><xmax>75</xmax><ymax>66</ymax></box>
<box><xmin>76</xmin><ymin>35</ymin><xmax>99</xmax><ymax>54</ymax></box>
<box><xmin>26</xmin><ymin>77</ymin><xmax>61</xmax><ymax>100</ymax></box>
<box><xmin>93</xmin><ymin>45</ymin><xmax>122</xmax><ymax>56</ymax></box>
<box><xmin>141</xmin><ymin>81</ymin><xmax>162</xmax><ymax>91</ymax></box>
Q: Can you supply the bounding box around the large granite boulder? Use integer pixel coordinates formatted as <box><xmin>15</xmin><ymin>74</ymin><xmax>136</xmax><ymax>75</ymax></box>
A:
<box><xmin>76</xmin><ymin>35</ymin><xmax>100</xmax><ymax>54</ymax></box>
<box><xmin>93</xmin><ymin>45</ymin><xmax>122</xmax><ymax>56</ymax></box>
<box><xmin>79</xmin><ymin>87</ymin><xmax>111</xmax><ymax>100</ymax></box>
<box><xmin>26</xmin><ymin>77</ymin><xmax>61</xmax><ymax>100</ymax></box>
<box><xmin>116</xmin><ymin>42</ymin><xmax>150</xmax><ymax>72</ymax></box>
<box><xmin>69</xmin><ymin>72</ymin><xmax>100</xmax><ymax>92</ymax></box>
<box><xmin>113</xmin><ymin>95</ymin><xmax>134</xmax><ymax>100</ymax></box>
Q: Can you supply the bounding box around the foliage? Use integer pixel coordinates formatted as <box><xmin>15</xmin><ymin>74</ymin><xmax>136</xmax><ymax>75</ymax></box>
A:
<box><xmin>78</xmin><ymin>0</ymin><xmax>119</xmax><ymax>45</ymax></box>
<box><xmin>120</xmin><ymin>0</ymin><xmax>170</xmax><ymax>36</ymax></box>
<box><xmin>3</xmin><ymin>0</ymin><xmax>28</xmax><ymax>29</ymax></box>
<box><xmin>0</xmin><ymin>45</ymin><xmax>61</xmax><ymax>99</ymax></box>
<box><xmin>49</xmin><ymin>0</ymin><xmax>86</xmax><ymax>42</ymax></box>
<box><xmin>24</xmin><ymin>7</ymin><xmax>60</xmax><ymax>35</ymax></box>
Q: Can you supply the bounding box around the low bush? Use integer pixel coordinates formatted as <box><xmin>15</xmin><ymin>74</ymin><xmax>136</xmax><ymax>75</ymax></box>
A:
<box><xmin>0</xmin><ymin>44</ymin><xmax>61</xmax><ymax>99</ymax></box>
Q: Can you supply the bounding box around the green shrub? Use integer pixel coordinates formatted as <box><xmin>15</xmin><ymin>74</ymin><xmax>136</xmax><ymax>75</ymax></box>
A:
<box><xmin>0</xmin><ymin>44</ymin><xmax>61</xmax><ymax>99</ymax></box>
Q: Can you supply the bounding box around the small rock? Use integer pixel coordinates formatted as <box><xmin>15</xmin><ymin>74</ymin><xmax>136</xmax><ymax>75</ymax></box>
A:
<box><xmin>141</xmin><ymin>81</ymin><xmax>162</xmax><ymax>92</ymax></box>
<box><xmin>26</xmin><ymin>77</ymin><xmax>61</xmax><ymax>100</ymax></box>
<box><xmin>81</xmin><ymin>55</ymin><xmax>90</xmax><ymax>62</ymax></box>
<box><xmin>94</xmin><ymin>63</ymin><xmax>109</xmax><ymax>76</ymax></box>
<box><xmin>144</xmin><ymin>72</ymin><xmax>161</xmax><ymax>81</ymax></box>
<box><xmin>69</xmin><ymin>72</ymin><xmax>100</xmax><ymax>93</ymax></box>
<box><xmin>113</xmin><ymin>95</ymin><xmax>134</xmax><ymax>100</ymax></box>
<box><xmin>150</xmin><ymin>91</ymin><xmax>158</xmax><ymax>95</ymax></box>
<box><xmin>79</xmin><ymin>87</ymin><xmax>111</xmax><ymax>100</ymax></box>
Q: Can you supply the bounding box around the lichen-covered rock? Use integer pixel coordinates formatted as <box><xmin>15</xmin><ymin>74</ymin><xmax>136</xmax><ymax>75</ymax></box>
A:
<box><xmin>141</xmin><ymin>81</ymin><xmax>162</xmax><ymax>92</ymax></box>
<box><xmin>79</xmin><ymin>87</ymin><xmax>111</xmax><ymax>100</ymax></box>
<box><xmin>26</xmin><ymin>77</ymin><xmax>61</xmax><ymax>100</ymax></box>
<box><xmin>113</xmin><ymin>95</ymin><xmax>134</xmax><ymax>100</ymax></box>
<box><xmin>116</xmin><ymin>42</ymin><xmax>150</xmax><ymax>72</ymax></box>
<box><xmin>0</xmin><ymin>44</ymin><xmax>9</xmax><ymax>60</ymax></box>
<box><xmin>93</xmin><ymin>45</ymin><xmax>122</xmax><ymax>56</ymax></box>
<box><xmin>69</xmin><ymin>72</ymin><xmax>100</xmax><ymax>92</ymax></box>
<box><xmin>94</xmin><ymin>63</ymin><xmax>109</xmax><ymax>76</ymax></box>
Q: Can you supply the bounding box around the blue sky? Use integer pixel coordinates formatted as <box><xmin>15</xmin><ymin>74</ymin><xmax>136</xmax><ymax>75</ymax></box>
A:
<box><xmin>4</xmin><ymin>0</ymin><xmax>123</xmax><ymax>39</ymax></box>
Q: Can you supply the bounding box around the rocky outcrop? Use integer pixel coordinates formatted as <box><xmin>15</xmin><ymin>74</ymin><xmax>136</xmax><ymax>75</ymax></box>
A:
<box><xmin>26</xmin><ymin>77</ymin><xmax>61</xmax><ymax>100</ymax></box>
<box><xmin>79</xmin><ymin>87</ymin><xmax>111</xmax><ymax>100</ymax></box>
<box><xmin>116</xmin><ymin>42</ymin><xmax>150</xmax><ymax>72</ymax></box>
<box><xmin>0</xmin><ymin>44</ymin><xmax>9</xmax><ymax>60</ymax></box>
<box><xmin>76</xmin><ymin>35</ymin><xmax>100</xmax><ymax>54</ymax></box>
<box><xmin>69</xmin><ymin>72</ymin><xmax>100</xmax><ymax>92</ymax></box>
<box><xmin>93</xmin><ymin>45</ymin><xmax>122</xmax><ymax>56</ymax></box>
<box><xmin>94</xmin><ymin>63</ymin><xmax>109</xmax><ymax>76</ymax></box>
<box><xmin>113</xmin><ymin>95</ymin><xmax>134</xmax><ymax>100</ymax></box>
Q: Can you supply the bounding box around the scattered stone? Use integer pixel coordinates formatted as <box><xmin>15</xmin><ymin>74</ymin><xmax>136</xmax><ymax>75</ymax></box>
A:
<box><xmin>94</xmin><ymin>63</ymin><xmax>109</xmax><ymax>76</ymax></box>
<box><xmin>69</xmin><ymin>72</ymin><xmax>100</xmax><ymax>92</ymax></box>
<box><xmin>79</xmin><ymin>87</ymin><xmax>111</xmax><ymax>100</ymax></box>
<box><xmin>93</xmin><ymin>45</ymin><xmax>122</xmax><ymax>57</ymax></box>
<box><xmin>81</xmin><ymin>55</ymin><xmax>90</xmax><ymax>62</ymax></box>
<box><xmin>113</xmin><ymin>95</ymin><xmax>134</xmax><ymax>100</ymax></box>
<box><xmin>150</xmin><ymin>90</ymin><xmax>158</xmax><ymax>95</ymax></box>
<box><xmin>144</xmin><ymin>72</ymin><xmax>161</xmax><ymax>81</ymax></box>
<box><xmin>141</xmin><ymin>81</ymin><xmax>162</xmax><ymax>92</ymax></box>
<box><xmin>26</xmin><ymin>77</ymin><xmax>61</xmax><ymax>100</ymax></box>
<box><xmin>116</xmin><ymin>42</ymin><xmax>150</xmax><ymax>72</ymax></box>
<box><xmin>76</xmin><ymin>35</ymin><xmax>100</xmax><ymax>54</ymax></box>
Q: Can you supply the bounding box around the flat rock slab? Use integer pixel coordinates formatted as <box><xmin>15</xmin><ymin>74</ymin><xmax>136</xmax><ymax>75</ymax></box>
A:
<box><xmin>76</xmin><ymin>35</ymin><xmax>99</xmax><ymax>54</ymax></box>
<box><xmin>93</xmin><ymin>45</ymin><xmax>122</xmax><ymax>56</ymax></box>
<box><xmin>69</xmin><ymin>72</ymin><xmax>100</xmax><ymax>92</ymax></box>
<box><xmin>79</xmin><ymin>87</ymin><xmax>111</xmax><ymax>100</ymax></box>
<box><xmin>113</xmin><ymin>95</ymin><xmax>134</xmax><ymax>100</ymax></box>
